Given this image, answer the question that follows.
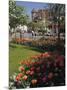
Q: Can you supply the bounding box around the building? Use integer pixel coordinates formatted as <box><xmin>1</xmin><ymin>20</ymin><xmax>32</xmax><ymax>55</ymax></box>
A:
<box><xmin>31</xmin><ymin>8</ymin><xmax>65</xmax><ymax>35</ymax></box>
<box><xmin>31</xmin><ymin>8</ymin><xmax>53</xmax><ymax>34</ymax></box>
<box><xmin>32</xmin><ymin>8</ymin><xmax>50</xmax><ymax>24</ymax></box>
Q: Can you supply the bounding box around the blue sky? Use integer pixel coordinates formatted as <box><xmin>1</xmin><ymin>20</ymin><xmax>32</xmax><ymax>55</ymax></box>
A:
<box><xmin>16</xmin><ymin>1</ymin><xmax>49</xmax><ymax>19</ymax></box>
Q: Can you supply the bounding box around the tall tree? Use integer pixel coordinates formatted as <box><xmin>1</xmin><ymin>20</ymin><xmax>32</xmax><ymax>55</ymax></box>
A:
<box><xmin>9</xmin><ymin>0</ymin><xmax>29</xmax><ymax>29</ymax></box>
<box><xmin>48</xmin><ymin>4</ymin><xmax>65</xmax><ymax>41</ymax></box>
<box><xmin>9</xmin><ymin>0</ymin><xmax>29</xmax><ymax>43</ymax></box>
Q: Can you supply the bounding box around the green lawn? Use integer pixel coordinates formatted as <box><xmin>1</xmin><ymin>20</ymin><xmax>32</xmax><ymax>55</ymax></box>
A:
<box><xmin>9</xmin><ymin>43</ymin><xmax>44</xmax><ymax>76</ymax></box>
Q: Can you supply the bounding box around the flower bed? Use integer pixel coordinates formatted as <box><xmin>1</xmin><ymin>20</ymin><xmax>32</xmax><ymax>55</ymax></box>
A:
<box><xmin>9</xmin><ymin>51</ymin><xmax>65</xmax><ymax>89</ymax></box>
<box><xmin>31</xmin><ymin>37</ymin><xmax>65</xmax><ymax>52</ymax></box>
<box><xmin>12</xmin><ymin>38</ymin><xmax>32</xmax><ymax>44</ymax></box>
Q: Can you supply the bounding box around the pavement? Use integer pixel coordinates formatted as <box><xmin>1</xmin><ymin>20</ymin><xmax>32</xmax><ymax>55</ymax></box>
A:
<box><xmin>9</xmin><ymin>32</ymin><xmax>65</xmax><ymax>42</ymax></box>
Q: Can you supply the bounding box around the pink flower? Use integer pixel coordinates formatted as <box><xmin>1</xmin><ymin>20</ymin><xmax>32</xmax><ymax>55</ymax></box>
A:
<box><xmin>26</xmin><ymin>70</ymin><xmax>31</xmax><ymax>75</ymax></box>
<box><xmin>43</xmin><ymin>52</ymin><xmax>50</xmax><ymax>58</ymax></box>
<box><xmin>36</xmin><ymin>67</ymin><xmax>40</xmax><ymax>72</ymax></box>
<box><xmin>18</xmin><ymin>73</ymin><xmax>23</xmax><ymax>78</ymax></box>
<box><xmin>31</xmin><ymin>79</ymin><xmax>37</xmax><ymax>85</ymax></box>
<box><xmin>23</xmin><ymin>75</ymin><xmax>28</xmax><ymax>80</ymax></box>
<box><xmin>16</xmin><ymin>76</ymin><xmax>21</xmax><ymax>81</ymax></box>
<box><xmin>41</xmin><ymin>65</ymin><xmax>46</xmax><ymax>71</ymax></box>
<box><xmin>56</xmin><ymin>55</ymin><xmax>65</xmax><ymax>62</ymax></box>
<box><xmin>30</xmin><ymin>71</ymin><xmax>34</xmax><ymax>76</ymax></box>
<box><xmin>48</xmin><ymin>52</ymin><xmax>53</xmax><ymax>55</ymax></box>
<box><xmin>19</xmin><ymin>66</ymin><xmax>25</xmax><ymax>72</ymax></box>
<box><xmin>16</xmin><ymin>73</ymin><xmax>23</xmax><ymax>81</ymax></box>
<box><xmin>48</xmin><ymin>72</ymin><xmax>53</xmax><ymax>80</ymax></box>
<box><xmin>59</xmin><ymin>61</ymin><xmax>64</xmax><ymax>67</ymax></box>
<box><xmin>31</xmin><ymin>55</ymin><xmax>38</xmax><ymax>59</ymax></box>
<box><xmin>42</xmin><ymin>77</ymin><xmax>47</xmax><ymax>82</ymax></box>
<box><xmin>30</xmin><ymin>67</ymin><xmax>35</xmax><ymax>71</ymax></box>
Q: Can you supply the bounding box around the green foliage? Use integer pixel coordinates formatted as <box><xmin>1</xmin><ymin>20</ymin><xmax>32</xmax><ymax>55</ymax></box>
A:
<box><xmin>28</xmin><ymin>21</ymin><xmax>47</xmax><ymax>33</ymax></box>
<box><xmin>9</xmin><ymin>0</ymin><xmax>29</xmax><ymax>28</ymax></box>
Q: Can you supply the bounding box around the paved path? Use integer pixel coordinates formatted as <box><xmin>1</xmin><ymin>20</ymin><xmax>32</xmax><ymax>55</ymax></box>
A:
<box><xmin>16</xmin><ymin>32</ymin><xmax>65</xmax><ymax>40</ymax></box>
<box><xmin>9</xmin><ymin>32</ymin><xmax>65</xmax><ymax>42</ymax></box>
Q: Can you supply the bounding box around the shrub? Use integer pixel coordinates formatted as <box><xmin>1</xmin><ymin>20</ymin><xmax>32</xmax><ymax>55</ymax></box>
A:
<box><xmin>31</xmin><ymin>37</ymin><xmax>65</xmax><ymax>52</ymax></box>
<box><xmin>9</xmin><ymin>51</ymin><xmax>65</xmax><ymax>89</ymax></box>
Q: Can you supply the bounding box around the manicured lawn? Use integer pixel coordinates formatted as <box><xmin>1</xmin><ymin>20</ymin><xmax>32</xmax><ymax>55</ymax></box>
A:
<box><xmin>9</xmin><ymin>43</ymin><xmax>44</xmax><ymax>76</ymax></box>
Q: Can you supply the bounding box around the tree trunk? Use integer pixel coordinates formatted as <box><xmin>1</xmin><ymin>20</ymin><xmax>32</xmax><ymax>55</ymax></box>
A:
<box><xmin>14</xmin><ymin>28</ymin><xmax>17</xmax><ymax>43</ymax></box>
<box><xmin>57</xmin><ymin>22</ymin><xmax>60</xmax><ymax>43</ymax></box>
<box><xmin>56</xmin><ymin>19</ymin><xmax>61</xmax><ymax>51</ymax></box>
<box><xmin>20</xmin><ymin>31</ymin><xmax>22</xmax><ymax>44</ymax></box>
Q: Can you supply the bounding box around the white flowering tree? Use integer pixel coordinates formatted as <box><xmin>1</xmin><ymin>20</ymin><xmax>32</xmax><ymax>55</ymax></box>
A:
<box><xmin>9</xmin><ymin>0</ymin><xmax>29</xmax><ymax>42</ymax></box>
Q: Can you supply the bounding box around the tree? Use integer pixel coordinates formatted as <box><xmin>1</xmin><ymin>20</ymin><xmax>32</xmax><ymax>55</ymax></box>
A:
<box><xmin>28</xmin><ymin>21</ymin><xmax>47</xmax><ymax>35</ymax></box>
<box><xmin>9</xmin><ymin>0</ymin><xmax>29</xmax><ymax>43</ymax></box>
<box><xmin>47</xmin><ymin>4</ymin><xmax>65</xmax><ymax>51</ymax></box>
<box><xmin>48</xmin><ymin>4</ymin><xmax>65</xmax><ymax>41</ymax></box>
<box><xmin>9</xmin><ymin>0</ymin><xmax>29</xmax><ymax>29</ymax></box>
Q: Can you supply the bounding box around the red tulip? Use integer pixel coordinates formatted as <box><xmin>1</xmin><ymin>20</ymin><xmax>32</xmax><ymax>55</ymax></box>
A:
<box><xmin>56</xmin><ymin>55</ymin><xmax>65</xmax><ymax>62</ymax></box>
<box><xmin>30</xmin><ymin>71</ymin><xmax>34</xmax><ymax>76</ymax></box>
<box><xmin>48</xmin><ymin>52</ymin><xmax>53</xmax><ymax>55</ymax></box>
<box><xmin>16</xmin><ymin>76</ymin><xmax>21</xmax><ymax>81</ymax></box>
<box><xmin>59</xmin><ymin>61</ymin><xmax>64</xmax><ymax>67</ymax></box>
<box><xmin>26</xmin><ymin>70</ymin><xmax>31</xmax><ymax>75</ymax></box>
<box><xmin>40</xmin><ymin>54</ymin><xmax>43</xmax><ymax>57</ymax></box>
<box><xmin>30</xmin><ymin>67</ymin><xmax>35</xmax><ymax>71</ymax></box>
<box><xmin>18</xmin><ymin>73</ymin><xmax>23</xmax><ymax>78</ymax></box>
<box><xmin>36</xmin><ymin>67</ymin><xmax>40</xmax><ymax>72</ymax></box>
<box><xmin>41</xmin><ymin>65</ymin><xmax>46</xmax><ymax>72</ymax></box>
<box><xmin>31</xmin><ymin>56</ymin><xmax>38</xmax><ymax>59</ymax></box>
<box><xmin>19</xmin><ymin>66</ymin><xmax>25</xmax><ymax>72</ymax></box>
<box><xmin>31</xmin><ymin>79</ymin><xmax>37</xmax><ymax>85</ymax></box>
<box><xmin>48</xmin><ymin>72</ymin><xmax>53</xmax><ymax>80</ymax></box>
<box><xmin>43</xmin><ymin>52</ymin><xmax>50</xmax><ymax>58</ymax></box>
<box><xmin>42</xmin><ymin>77</ymin><xmax>47</xmax><ymax>82</ymax></box>
<box><xmin>23</xmin><ymin>75</ymin><xmax>28</xmax><ymax>80</ymax></box>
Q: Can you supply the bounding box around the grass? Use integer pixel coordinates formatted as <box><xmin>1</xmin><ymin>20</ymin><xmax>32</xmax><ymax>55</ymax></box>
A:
<box><xmin>9</xmin><ymin>43</ymin><xmax>44</xmax><ymax>76</ymax></box>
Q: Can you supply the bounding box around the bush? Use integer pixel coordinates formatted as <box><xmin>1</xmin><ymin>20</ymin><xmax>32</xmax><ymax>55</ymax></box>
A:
<box><xmin>9</xmin><ymin>51</ymin><xmax>65</xmax><ymax>89</ymax></box>
<box><xmin>31</xmin><ymin>37</ymin><xmax>65</xmax><ymax>52</ymax></box>
<box><xmin>11</xmin><ymin>38</ymin><xmax>32</xmax><ymax>44</ymax></box>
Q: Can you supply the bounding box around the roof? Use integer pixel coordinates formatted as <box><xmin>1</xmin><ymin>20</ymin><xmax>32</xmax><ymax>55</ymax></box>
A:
<box><xmin>32</xmin><ymin>8</ymin><xmax>38</xmax><ymax>13</ymax></box>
